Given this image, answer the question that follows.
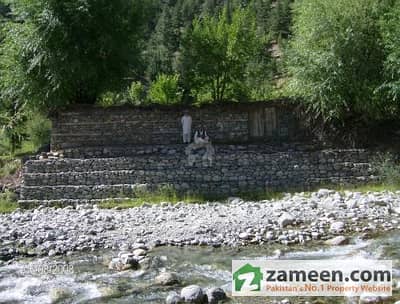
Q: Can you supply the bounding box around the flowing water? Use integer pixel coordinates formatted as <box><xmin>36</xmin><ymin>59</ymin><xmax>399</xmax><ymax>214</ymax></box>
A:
<box><xmin>0</xmin><ymin>232</ymin><xmax>399</xmax><ymax>304</ymax></box>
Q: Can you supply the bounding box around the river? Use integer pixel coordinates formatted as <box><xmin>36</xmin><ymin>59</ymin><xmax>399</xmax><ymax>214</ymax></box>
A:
<box><xmin>0</xmin><ymin>232</ymin><xmax>399</xmax><ymax>304</ymax></box>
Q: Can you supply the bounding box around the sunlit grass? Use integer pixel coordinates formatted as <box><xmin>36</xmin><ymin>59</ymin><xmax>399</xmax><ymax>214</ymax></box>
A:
<box><xmin>0</xmin><ymin>191</ymin><xmax>18</xmax><ymax>214</ymax></box>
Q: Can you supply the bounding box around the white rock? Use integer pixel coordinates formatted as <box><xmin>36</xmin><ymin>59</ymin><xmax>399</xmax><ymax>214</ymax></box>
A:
<box><xmin>278</xmin><ymin>213</ymin><xmax>295</xmax><ymax>228</ymax></box>
<box><xmin>166</xmin><ymin>292</ymin><xmax>183</xmax><ymax>304</ymax></box>
<box><xmin>180</xmin><ymin>285</ymin><xmax>204</xmax><ymax>303</ymax></box>
<box><xmin>155</xmin><ymin>272</ymin><xmax>179</xmax><ymax>286</ymax></box>
<box><xmin>330</xmin><ymin>221</ymin><xmax>345</xmax><ymax>233</ymax></box>
<box><xmin>324</xmin><ymin>236</ymin><xmax>349</xmax><ymax>246</ymax></box>
<box><xmin>205</xmin><ymin>287</ymin><xmax>227</xmax><ymax>304</ymax></box>
<box><xmin>133</xmin><ymin>248</ymin><xmax>147</xmax><ymax>257</ymax></box>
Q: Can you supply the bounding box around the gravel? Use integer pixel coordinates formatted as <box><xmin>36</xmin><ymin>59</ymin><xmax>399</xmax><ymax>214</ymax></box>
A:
<box><xmin>1</xmin><ymin>189</ymin><xmax>399</xmax><ymax>259</ymax></box>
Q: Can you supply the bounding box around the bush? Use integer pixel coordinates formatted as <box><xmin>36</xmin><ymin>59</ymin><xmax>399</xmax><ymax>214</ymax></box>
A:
<box><xmin>0</xmin><ymin>190</ymin><xmax>18</xmax><ymax>214</ymax></box>
<box><xmin>26</xmin><ymin>112</ymin><xmax>51</xmax><ymax>149</ymax></box>
<box><xmin>148</xmin><ymin>74</ymin><xmax>182</xmax><ymax>104</ymax></box>
<box><xmin>0</xmin><ymin>158</ymin><xmax>20</xmax><ymax>178</ymax></box>
<box><xmin>372</xmin><ymin>152</ymin><xmax>400</xmax><ymax>186</ymax></box>
<box><xmin>97</xmin><ymin>92</ymin><xmax>127</xmax><ymax>107</ymax></box>
<box><xmin>286</xmin><ymin>0</ymin><xmax>389</xmax><ymax>126</ymax></box>
<box><xmin>0</xmin><ymin>0</ymin><xmax>145</xmax><ymax>110</ymax></box>
<box><xmin>127</xmin><ymin>81</ymin><xmax>146</xmax><ymax>105</ymax></box>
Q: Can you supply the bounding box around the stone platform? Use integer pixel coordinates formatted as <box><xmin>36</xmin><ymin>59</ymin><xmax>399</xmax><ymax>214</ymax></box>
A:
<box><xmin>18</xmin><ymin>144</ymin><xmax>375</xmax><ymax>206</ymax></box>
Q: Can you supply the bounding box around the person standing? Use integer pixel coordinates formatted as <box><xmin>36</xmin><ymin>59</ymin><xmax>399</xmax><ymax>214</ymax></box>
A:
<box><xmin>181</xmin><ymin>110</ymin><xmax>192</xmax><ymax>144</ymax></box>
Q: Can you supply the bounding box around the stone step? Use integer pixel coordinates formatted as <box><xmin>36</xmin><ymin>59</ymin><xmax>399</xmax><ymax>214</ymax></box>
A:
<box><xmin>24</xmin><ymin>151</ymin><xmax>371</xmax><ymax>174</ymax></box>
<box><xmin>18</xmin><ymin>197</ymin><xmax>133</xmax><ymax>208</ymax></box>
<box><xmin>22</xmin><ymin>162</ymin><xmax>371</xmax><ymax>187</ymax></box>
<box><xmin>19</xmin><ymin>182</ymin><xmax>243</xmax><ymax>201</ymax></box>
<box><xmin>19</xmin><ymin>173</ymin><xmax>373</xmax><ymax>202</ymax></box>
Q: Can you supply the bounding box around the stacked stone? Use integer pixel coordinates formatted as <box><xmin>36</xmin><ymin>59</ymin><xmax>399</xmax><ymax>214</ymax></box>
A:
<box><xmin>19</xmin><ymin>146</ymin><xmax>375</xmax><ymax>206</ymax></box>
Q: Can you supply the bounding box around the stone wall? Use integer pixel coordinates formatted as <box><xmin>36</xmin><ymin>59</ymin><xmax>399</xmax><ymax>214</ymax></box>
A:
<box><xmin>20</xmin><ymin>146</ymin><xmax>375</xmax><ymax>205</ymax></box>
<box><xmin>51</xmin><ymin>102</ymin><xmax>303</xmax><ymax>153</ymax></box>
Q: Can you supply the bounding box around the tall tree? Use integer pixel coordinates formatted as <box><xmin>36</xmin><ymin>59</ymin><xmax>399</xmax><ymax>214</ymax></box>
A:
<box><xmin>286</xmin><ymin>0</ymin><xmax>388</xmax><ymax>126</ymax></box>
<box><xmin>380</xmin><ymin>0</ymin><xmax>400</xmax><ymax>111</ymax></box>
<box><xmin>0</xmin><ymin>0</ymin><xmax>145</xmax><ymax>110</ymax></box>
<box><xmin>181</xmin><ymin>7</ymin><xmax>266</xmax><ymax>103</ymax></box>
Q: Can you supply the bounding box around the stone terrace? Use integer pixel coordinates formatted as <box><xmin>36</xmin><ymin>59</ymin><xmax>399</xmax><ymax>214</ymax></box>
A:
<box><xmin>19</xmin><ymin>144</ymin><xmax>374</xmax><ymax>206</ymax></box>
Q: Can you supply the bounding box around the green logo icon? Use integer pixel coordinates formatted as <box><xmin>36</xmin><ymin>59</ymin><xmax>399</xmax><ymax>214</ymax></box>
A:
<box><xmin>233</xmin><ymin>263</ymin><xmax>263</xmax><ymax>292</ymax></box>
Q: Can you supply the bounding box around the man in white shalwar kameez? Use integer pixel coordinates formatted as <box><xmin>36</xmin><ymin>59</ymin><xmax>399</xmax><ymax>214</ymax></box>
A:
<box><xmin>181</xmin><ymin>111</ymin><xmax>192</xmax><ymax>144</ymax></box>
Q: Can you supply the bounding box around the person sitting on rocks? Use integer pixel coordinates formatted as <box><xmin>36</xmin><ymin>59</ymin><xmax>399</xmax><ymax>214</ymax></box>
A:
<box><xmin>194</xmin><ymin>125</ymin><xmax>209</xmax><ymax>145</ymax></box>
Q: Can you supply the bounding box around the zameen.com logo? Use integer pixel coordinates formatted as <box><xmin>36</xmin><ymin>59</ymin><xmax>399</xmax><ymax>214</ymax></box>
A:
<box><xmin>232</xmin><ymin>260</ymin><xmax>392</xmax><ymax>297</ymax></box>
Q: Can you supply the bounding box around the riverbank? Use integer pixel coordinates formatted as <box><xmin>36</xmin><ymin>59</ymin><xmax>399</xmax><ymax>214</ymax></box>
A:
<box><xmin>1</xmin><ymin>188</ymin><xmax>399</xmax><ymax>260</ymax></box>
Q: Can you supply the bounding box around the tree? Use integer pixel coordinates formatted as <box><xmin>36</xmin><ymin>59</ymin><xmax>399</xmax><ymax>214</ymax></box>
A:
<box><xmin>286</xmin><ymin>0</ymin><xmax>389</xmax><ymax>126</ymax></box>
<box><xmin>144</xmin><ymin>5</ymin><xmax>179</xmax><ymax>80</ymax></box>
<box><xmin>0</xmin><ymin>0</ymin><xmax>145</xmax><ymax>110</ymax></box>
<box><xmin>380</xmin><ymin>0</ymin><xmax>400</xmax><ymax>110</ymax></box>
<box><xmin>181</xmin><ymin>7</ymin><xmax>266</xmax><ymax>103</ymax></box>
<box><xmin>268</xmin><ymin>0</ymin><xmax>292</xmax><ymax>40</ymax></box>
<box><xmin>148</xmin><ymin>73</ymin><xmax>182</xmax><ymax>104</ymax></box>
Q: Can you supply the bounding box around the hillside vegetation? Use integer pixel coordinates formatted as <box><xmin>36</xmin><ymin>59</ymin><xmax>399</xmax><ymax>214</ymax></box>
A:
<box><xmin>0</xmin><ymin>0</ymin><xmax>400</xmax><ymax>153</ymax></box>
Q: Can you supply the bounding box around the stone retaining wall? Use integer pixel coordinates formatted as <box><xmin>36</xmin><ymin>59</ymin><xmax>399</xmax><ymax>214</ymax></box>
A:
<box><xmin>20</xmin><ymin>146</ymin><xmax>376</xmax><ymax>204</ymax></box>
<box><xmin>51</xmin><ymin>102</ymin><xmax>302</xmax><ymax>153</ymax></box>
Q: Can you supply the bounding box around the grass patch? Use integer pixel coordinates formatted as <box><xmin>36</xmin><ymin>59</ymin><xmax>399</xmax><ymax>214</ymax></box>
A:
<box><xmin>237</xmin><ymin>190</ymin><xmax>285</xmax><ymax>201</ymax></box>
<box><xmin>98</xmin><ymin>186</ymin><xmax>209</xmax><ymax>209</ymax></box>
<box><xmin>98</xmin><ymin>186</ymin><xmax>286</xmax><ymax>209</ymax></box>
<box><xmin>0</xmin><ymin>191</ymin><xmax>18</xmax><ymax>214</ymax></box>
<box><xmin>0</xmin><ymin>157</ymin><xmax>21</xmax><ymax>179</ymax></box>
<box><xmin>335</xmin><ymin>183</ymin><xmax>400</xmax><ymax>194</ymax></box>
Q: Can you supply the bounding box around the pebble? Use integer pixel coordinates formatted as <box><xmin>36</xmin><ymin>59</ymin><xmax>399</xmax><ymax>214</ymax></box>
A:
<box><xmin>0</xmin><ymin>190</ymin><xmax>398</xmax><ymax>257</ymax></box>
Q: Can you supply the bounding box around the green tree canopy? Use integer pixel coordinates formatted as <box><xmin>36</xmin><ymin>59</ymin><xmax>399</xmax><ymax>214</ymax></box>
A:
<box><xmin>181</xmin><ymin>7</ymin><xmax>266</xmax><ymax>103</ymax></box>
<box><xmin>380</xmin><ymin>0</ymin><xmax>400</xmax><ymax>109</ymax></box>
<box><xmin>286</xmin><ymin>0</ymin><xmax>389</xmax><ymax>126</ymax></box>
<box><xmin>0</xmin><ymin>0</ymin><xmax>144</xmax><ymax>110</ymax></box>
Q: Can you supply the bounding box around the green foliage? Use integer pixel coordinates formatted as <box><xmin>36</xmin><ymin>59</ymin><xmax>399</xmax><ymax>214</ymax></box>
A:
<box><xmin>0</xmin><ymin>157</ymin><xmax>20</xmax><ymax>178</ymax></box>
<box><xmin>0</xmin><ymin>101</ymin><xmax>27</xmax><ymax>154</ymax></box>
<box><xmin>268</xmin><ymin>0</ymin><xmax>292</xmax><ymax>40</ymax></box>
<box><xmin>25</xmin><ymin>112</ymin><xmax>51</xmax><ymax>149</ymax></box>
<box><xmin>286</xmin><ymin>0</ymin><xmax>389</xmax><ymax>126</ymax></box>
<box><xmin>372</xmin><ymin>152</ymin><xmax>400</xmax><ymax>186</ymax></box>
<box><xmin>148</xmin><ymin>73</ymin><xmax>182</xmax><ymax>104</ymax></box>
<box><xmin>97</xmin><ymin>92</ymin><xmax>127</xmax><ymax>108</ymax></box>
<box><xmin>0</xmin><ymin>0</ymin><xmax>144</xmax><ymax>110</ymax></box>
<box><xmin>127</xmin><ymin>81</ymin><xmax>146</xmax><ymax>105</ymax></box>
<box><xmin>380</xmin><ymin>0</ymin><xmax>400</xmax><ymax>108</ymax></box>
<box><xmin>98</xmin><ymin>184</ymin><xmax>204</xmax><ymax>209</ymax></box>
<box><xmin>182</xmin><ymin>7</ymin><xmax>268</xmax><ymax>103</ymax></box>
<box><xmin>0</xmin><ymin>190</ymin><xmax>18</xmax><ymax>214</ymax></box>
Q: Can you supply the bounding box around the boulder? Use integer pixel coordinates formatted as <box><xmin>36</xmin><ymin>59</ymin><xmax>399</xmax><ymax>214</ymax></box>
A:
<box><xmin>180</xmin><ymin>285</ymin><xmax>206</xmax><ymax>303</ymax></box>
<box><xmin>205</xmin><ymin>287</ymin><xmax>226</xmax><ymax>304</ymax></box>
<box><xmin>155</xmin><ymin>272</ymin><xmax>180</xmax><ymax>286</ymax></box>
<box><xmin>166</xmin><ymin>292</ymin><xmax>183</xmax><ymax>304</ymax></box>
<box><xmin>278</xmin><ymin>213</ymin><xmax>295</xmax><ymax>228</ymax></box>
<box><xmin>133</xmin><ymin>248</ymin><xmax>147</xmax><ymax>257</ymax></box>
<box><xmin>324</xmin><ymin>236</ymin><xmax>349</xmax><ymax>246</ymax></box>
<box><xmin>108</xmin><ymin>257</ymin><xmax>139</xmax><ymax>271</ymax></box>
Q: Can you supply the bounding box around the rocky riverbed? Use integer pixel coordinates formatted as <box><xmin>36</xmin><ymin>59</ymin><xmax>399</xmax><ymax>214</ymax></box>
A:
<box><xmin>1</xmin><ymin>189</ymin><xmax>399</xmax><ymax>259</ymax></box>
<box><xmin>1</xmin><ymin>188</ymin><xmax>400</xmax><ymax>304</ymax></box>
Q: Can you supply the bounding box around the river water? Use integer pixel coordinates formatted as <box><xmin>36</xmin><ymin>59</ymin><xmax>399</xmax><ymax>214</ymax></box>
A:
<box><xmin>0</xmin><ymin>232</ymin><xmax>399</xmax><ymax>304</ymax></box>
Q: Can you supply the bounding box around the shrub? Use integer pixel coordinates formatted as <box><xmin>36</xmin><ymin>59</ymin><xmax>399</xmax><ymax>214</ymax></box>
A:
<box><xmin>127</xmin><ymin>81</ymin><xmax>146</xmax><ymax>105</ymax></box>
<box><xmin>26</xmin><ymin>112</ymin><xmax>51</xmax><ymax>149</ymax></box>
<box><xmin>372</xmin><ymin>152</ymin><xmax>400</xmax><ymax>186</ymax></box>
<box><xmin>148</xmin><ymin>74</ymin><xmax>182</xmax><ymax>104</ymax></box>
<box><xmin>97</xmin><ymin>92</ymin><xmax>127</xmax><ymax>107</ymax></box>
<box><xmin>0</xmin><ymin>190</ymin><xmax>18</xmax><ymax>214</ymax></box>
<box><xmin>0</xmin><ymin>158</ymin><xmax>21</xmax><ymax>178</ymax></box>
